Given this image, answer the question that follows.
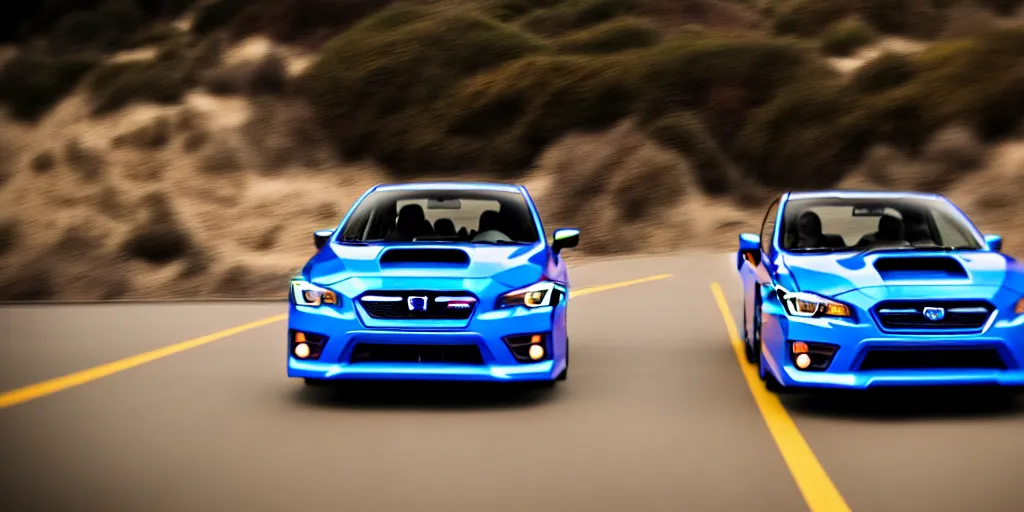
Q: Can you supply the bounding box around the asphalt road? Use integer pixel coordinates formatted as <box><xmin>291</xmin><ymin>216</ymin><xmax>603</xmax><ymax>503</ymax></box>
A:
<box><xmin>1</xmin><ymin>252</ymin><xmax>1023</xmax><ymax>512</ymax></box>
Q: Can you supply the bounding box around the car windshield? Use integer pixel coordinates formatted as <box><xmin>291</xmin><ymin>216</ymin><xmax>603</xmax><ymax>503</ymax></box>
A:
<box><xmin>779</xmin><ymin>196</ymin><xmax>984</xmax><ymax>253</ymax></box>
<box><xmin>337</xmin><ymin>188</ymin><xmax>541</xmax><ymax>244</ymax></box>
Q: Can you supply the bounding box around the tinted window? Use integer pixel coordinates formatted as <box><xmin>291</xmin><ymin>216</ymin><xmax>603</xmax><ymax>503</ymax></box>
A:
<box><xmin>760</xmin><ymin>199</ymin><xmax>780</xmax><ymax>254</ymax></box>
<box><xmin>779</xmin><ymin>196</ymin><xmax>983</xmax><ymax>252</ymax></box>
<box><xmin>339</xmin><ymin>189</ymin><xmax>540</xmax><ymax>244</ymax></box>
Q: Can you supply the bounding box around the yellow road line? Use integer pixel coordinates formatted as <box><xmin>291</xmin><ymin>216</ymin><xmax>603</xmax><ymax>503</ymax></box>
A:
<box><xmin>0</xmin><ymin>274</ymin><xmax>672</xmax><ymax>409</ymax></box>
<box><xmin>710</xmin><ymin>282</ymin><xmax>851</xmax><ymax>512</ymax></box>
<box><xmin>570</xmin><ymin>274</ymin><xmax>672</xmax><ymax>298</ymax></box>
<box><xmin>0</xmin><ymin>314</ymin><xmax>288</xmax><ymax>409</ymax></box>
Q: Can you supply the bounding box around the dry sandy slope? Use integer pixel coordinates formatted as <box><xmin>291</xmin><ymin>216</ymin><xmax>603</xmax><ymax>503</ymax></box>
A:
<box><xmin>1</xmin><ymin>35</ymin><xmax>1023</xmax><ymax>301</ymax></box>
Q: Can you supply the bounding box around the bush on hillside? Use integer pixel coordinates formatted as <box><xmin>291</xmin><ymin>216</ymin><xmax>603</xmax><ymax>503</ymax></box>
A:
<box><xmin>978</xmin><ymin>0</ymin><xmax>1024</xmax><ymax>15</ymax></box>
<box><xmin>0</xmin><ymin>218</ymin><xmax>17</xmax><ymax>256</ymax></box>
<box><xmin>194</xmin><ymin>0</ymin><xmax>395</xmax><ymax>45</ymax></box>
<box><xmin>300</xmin><ymin>9</ymin><xmax>544</xmax><ymax>168</ymax></box>
<box><xmin>820</xmin><ymin>17</ymin><xmax>876</xmax><ymax>56</ymax></box>
<box><xmin>638</xmin><ymin>34</ymin><xmax>820</xmax><ymax>147</ymax></box>
<box><xmin>734</xmin><ymin>80</ymin><xmax>865</xmax><ymax>188</ymax></box>
<box><xmin>647</xmin><ymin>112</ymin><xmax>732</xmax><ymax>194</ymax></box>
<box><xmin>85</xmin><ymin>59</ymin><xmax>189</xmax><ymax>115</ymax></box>
<box><xmin>553</xmin><ymin>17</ymin><xmax>661</xmax><ymax>53</ymax></box>
<box><xmin>773</xmin><ymin>0</ymin><xmax>944</xmax><ymax>38</ymax></box>
<box><xmin>436</xmin><ymin>55</ymin><xmax>639</xmax><ymax>174</ymax></box>
<box><xmin>520</xmin><ymin>0</ymin><xmax>640</xmax><ymax>36</ymax></box>
<box><xmin>120</xmin><ymin>193</ymin><xmax>194</xmax><ymax>263</ymax></box>
<box><xmin>0</xmin><ymin>51</ymin><xmax>98</xmax><ymax>120</ymax></box>
<box><xmin>851</xmin><ymin>52</ymin><xmax>917</xmax><ymax>93</ymax></box>
<box><xmin>490</xmin><ymin>0</ymin><xmax>567</xmax><ymax>21</ymax></box>
<box><xmin>46</xmin><ymin>1</ymin><xmax>145</xmax><ymax>53</ymax></box>
<box><xmin>772</xmin><ymin>0</ymin><xmax>850</xmax><ymax>36</ymax></box>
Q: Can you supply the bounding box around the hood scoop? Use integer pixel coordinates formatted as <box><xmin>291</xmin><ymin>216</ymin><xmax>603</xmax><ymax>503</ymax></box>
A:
<box><xmin>873</xmin><ymin>256</ymin><xmax>968</xmax><ymax>281</ymax></box>
<box><xmin>379</xmin><ymin>248</ymin><xmax>470</xmax><ymax>267</ymax></box>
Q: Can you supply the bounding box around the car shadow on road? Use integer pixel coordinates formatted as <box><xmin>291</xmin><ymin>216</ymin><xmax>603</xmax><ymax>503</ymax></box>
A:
<box><xmin>781</xmin><ymin>387</ymin><xmax>1024</xmax><ymax>421</ymax></box>
<box><xmin>292</xmin><ymin>380</ymin><xmax>560</xmax><ymax>411</ymax></box>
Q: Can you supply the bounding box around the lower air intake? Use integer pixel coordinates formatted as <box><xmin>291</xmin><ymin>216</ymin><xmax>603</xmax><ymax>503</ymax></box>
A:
<box><xmin>349</xmin><ymin>343</ymin><xmax>485</xmax><ymax>365</ymax></box>
<box><xmin>858</xmin><ymin>348</ymin><xmax>1006</xmax><ymax>371</ymax></box>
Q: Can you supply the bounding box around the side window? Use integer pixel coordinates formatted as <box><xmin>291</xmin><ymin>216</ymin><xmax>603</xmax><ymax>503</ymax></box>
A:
<box><xmin>760</xmin><ymin>199</ymin><xmax>780</xmax><ymax>255</ymax></box>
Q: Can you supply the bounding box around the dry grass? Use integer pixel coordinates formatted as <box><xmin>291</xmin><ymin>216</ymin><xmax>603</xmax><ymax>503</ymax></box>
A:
<box><xmin>3</xmin><ymin>28</ymin><xmax>1024</xmax><ymax>301</ymax></box>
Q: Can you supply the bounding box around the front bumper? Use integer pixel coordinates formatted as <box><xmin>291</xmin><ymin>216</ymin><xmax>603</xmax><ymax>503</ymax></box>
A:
<box><xmin>286</xmin><ymin>303</ymin><xmax>563</xmax><ymax>383</ymax></box>
<box><xmin>762</xmin><ymin>312</ymin><xmax>1024</xmax><ymax>391</ymax></box>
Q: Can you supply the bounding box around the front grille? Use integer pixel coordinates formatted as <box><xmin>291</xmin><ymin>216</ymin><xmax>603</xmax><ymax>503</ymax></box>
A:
<box><xmin>358</xmin><ymin>291</ymin><xmax>477</xmax><ymax>320</ymax></box>
<box><xmin>873</xmin><ymin>300</ymin><xmax>994</xmax><ymax>331</ymax></box>
<box><xmin>349</xmin><ymin>343</ymin><xmax>485</xmax><ymax>364</ymax></box>
<box><xmin>858</xmin><ymin>348</ymin><xmax>1006</xmax><ymax>371</ymax></box>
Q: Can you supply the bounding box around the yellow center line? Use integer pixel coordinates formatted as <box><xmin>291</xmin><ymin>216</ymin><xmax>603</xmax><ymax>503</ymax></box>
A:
<box><xmin>570</xmin><ymin>274</ymin><xmax>672</xmax><ymax>298</ymax></box>
<box><xmin>0</xmin><ymin>273</ymin><xmax>673</xmax><ymax>409</ymax></box>
<box><xmin>710</xmin><ymin>281</ymin><xmax>851</xmax><ymax>512</ymax></box>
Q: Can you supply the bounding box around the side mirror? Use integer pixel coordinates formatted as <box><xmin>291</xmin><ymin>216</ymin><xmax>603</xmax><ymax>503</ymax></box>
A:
<box><xmin>985</xmin><ymin>234</ymin><xmax>1003</xmax><ymax>252</ymax></box>
<box><xmin>314</xmin><ymin>229</ymin><xmax>334</xmax><ymax>250</ymax></box>
<box><xmin>738</xmin><ymin>233</ymin><xmax>761</xmax><ymax>267</ymax></box>
<box><xmin>551</xmin><ymin>228</ymin><xmax>580</xmax><ymax>255</ymax></box>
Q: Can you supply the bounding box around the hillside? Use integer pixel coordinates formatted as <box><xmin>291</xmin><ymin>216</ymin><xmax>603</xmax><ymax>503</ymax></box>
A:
<box><xmin>2</xmin><ymin>0</ymin><xmax>1024</xmax><ymax>300</ymax></box>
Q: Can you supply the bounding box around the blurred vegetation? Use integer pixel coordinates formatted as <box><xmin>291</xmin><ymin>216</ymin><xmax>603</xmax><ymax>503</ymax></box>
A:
<box><xmin>2</xmin><ymin>0</ymin><xmax>1024</xmax><ymax>193</ymax></box>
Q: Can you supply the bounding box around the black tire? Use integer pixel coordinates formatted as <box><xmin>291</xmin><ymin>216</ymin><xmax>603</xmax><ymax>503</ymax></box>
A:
<box><xmin>556</xmin><ymin>337</ymin><xmax>569</xmax><ymax>381</ymax></box>
<box><xmin>744</xmin><ymin>293</ymin><xmax>761</xmax><ymax>364</ymax></box>
<box><xmin>758</xmin><ymin>350</ymin><xmax>785</xmax><ymax>393</ymax></box>
<box><xmin>303</xmin><ymin>378</ymin><xmax>327</xmax><ymax>387</ymax></box>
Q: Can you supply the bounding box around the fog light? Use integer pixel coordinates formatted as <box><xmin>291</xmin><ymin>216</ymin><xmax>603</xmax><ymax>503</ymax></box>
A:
<box><xmin>531</xmin><ymin>334</ymin><xmax>542</xmax><ymax>344</ymax></box>
<box><xmin>792</xmin><ymin>341</ymin><xmax>809</xmax><ymax>354</ymax></box>
<box><xmin>294</xmin><ymin>343</ymin><xmax>310</xmax><ymax>359</ymax></box>
<box><xmin>795</xmin><ymin>353</ymin><xmax>811</xmax><ymax>369</ymax></box>
<box><xmin>528</xmin><ymin>344</ymin><xmax>545</xmax><ymax>360</ymax></box>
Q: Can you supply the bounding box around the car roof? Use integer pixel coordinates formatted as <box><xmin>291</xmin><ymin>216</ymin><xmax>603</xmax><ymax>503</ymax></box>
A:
<box><xmin>372</xmin><ymin>182</ymin><xmax>525</xmax><ymax>193</ymax></box>
<box><xmin>785</xmin><ymin>190</ymin><xmax>946</xmax><ymax>202</ymax></box>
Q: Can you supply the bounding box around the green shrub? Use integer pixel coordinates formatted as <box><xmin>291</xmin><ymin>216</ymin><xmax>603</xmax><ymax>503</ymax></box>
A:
<box><xmin>637</xmin><ymin>34</ymin><xmax>821</xmax><ymax>147</ymax></box>
<box><xmin>772</xmin><ymin>0</ymin><xmax>944</xmax><ymax>38</ymax></box>
<box><xmin>0</xmin><ymin>218</ymin><xmax>17</xmax><ymax>256</ymax></box>
<box><xmin>553</xmin><ymin>17</ymin><xmax>661</xmax><ymax>54</ymax></box>
<box><xmin>520</xmin><ymin>0</ymin><xmax>640</xmax><ymax>36</ymax></box>
<box><xmin>125</xmin><ymin>22</ymin><xmax>185</xmax><ymax>48</ymax></box>
<box><xmin>820</xmin><ymin>17</ymin><xmax>876</xmax><ymax>56</ymax></box>
<box><xmin>193</xmin><ymin>0</ymin><xmax>248</xmax><ymax>34</ymax></box>
<box><xmin>439</xmin><ymin>55</ymin><xmax>640</xmax><ymax>173</ymax></box>
<box><xmin>490</xmin><ymin>0</ymin><xmax>567</xmax><ymax>21</ymax></box>
<box><xmin>300</xmin><ymin>9</ymin><xmax>544</xmax><ymax>167</ymax></box>
<box><xmin>45</xmin><ymin>0</ymin><xmax>149</xmax><ymax>53</ymax></box>
<box><xmin>856</xmin><ymin>0</ymin><xmax>944</xmax><ymax>37</ymax></box>
<box><xmin>734</xmin><ymin>80</ymin><xmax>865</xmax><ymax>188</ymax></box>
<box><xmin>978</xmin><ymin>0</ymin><xmax>1024</xmax><ymax>15</ymax></box>
<box><xmin>772</xmin><ymin>0</ymin><xmax>849</xmax><ymax>37</ymax></box>
<box><xmin>195</xmin><ymin>0</ymin><xmax>396</xmax><ymax>44</ymax></box>
<box><xmin>121</xmin><ymin>192</ymin><xmax>194</xmax><ymax>263</ymax></box>
<box><xmin>895</xmin><ymin>27</ymin><xmax>1024</xmax><ymax>142</ymax></box>
<box><xmin>851</xmin><ymin>52</ymin><xmax>917</xmax><ymax>93</ymax></box>
<box><xmin>0</xmin><ymin>51</ymin><xmax>98</xmax><ymax>121</ymax></box>
<box><xmin>647</xmin><ymin>112</ymin><xmax>732</xmax><ymax>194</ymax></box>
<box><xmin>86</xmin><ymin>60</ymin><xmax>189</xmax><ymax>115</ymax></box>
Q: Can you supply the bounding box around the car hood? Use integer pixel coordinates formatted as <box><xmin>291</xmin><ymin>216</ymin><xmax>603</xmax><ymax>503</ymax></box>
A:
<box><xmin>781</xmin><ymin>250</ymin><xmax>1022</xmax><ymax>298</ymax></box>
<box><xmin>301</xmin><ymin>242</ymin><xmax>548</xmax><ymax>289</ymax></box>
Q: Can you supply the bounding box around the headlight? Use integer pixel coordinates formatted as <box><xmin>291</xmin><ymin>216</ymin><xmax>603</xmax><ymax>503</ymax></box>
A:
<box><xmin>497</xmin><ymin>281</ymin><xmax>566</xmax><ymax>309</ymax></box>
<box><xmin>290</xmin><ymin>280</ymin><xmax>338</xmax><ymax>307</ymax></box>
<box><xmin>1016</xmin><ymin>298</ymin><xmax>1024</xmax><ymax>316</ymax></box>
<box><xmin>776</xmin><ymin>287</ymin><xmax>852</xmax><ymax>318</ymax></box>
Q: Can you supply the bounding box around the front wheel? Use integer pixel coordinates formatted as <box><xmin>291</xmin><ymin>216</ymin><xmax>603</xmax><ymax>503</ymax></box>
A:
<box><xmin>744</xmin><ymin>292</ymin><xmax>761</xmax><ymax>364</ymax></box>
<box><xmin>556</xmin><ymin>337</ymin><xmax>569</xmax><ymax>381</ymax></box>
<box><xmin>303</xmin><ymin>378</ymin><xmax>328</xmax><ymax>387</ymax></box>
